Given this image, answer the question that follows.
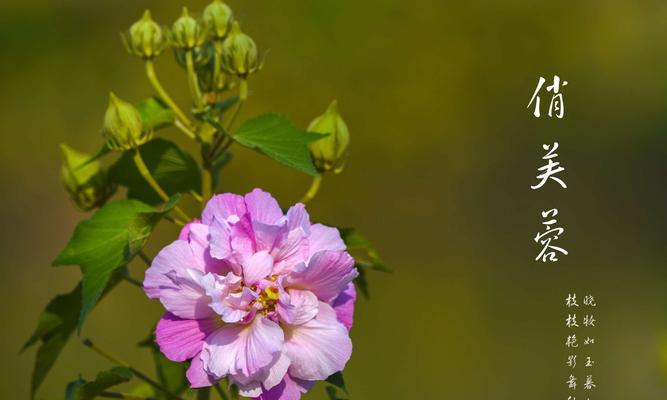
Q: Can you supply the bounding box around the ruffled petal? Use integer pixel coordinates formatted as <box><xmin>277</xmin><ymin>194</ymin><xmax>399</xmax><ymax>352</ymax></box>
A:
<box><xmin>202</xmin><ymin>315</ymin><xmax>284</xmax><ymax>378</ymax></box>
<box><xmin>331</xmin><ymin>282</ymin><xmax>356</xmax><ymax>330</ymax></box>
<box><xmin>202</xmin><ymin>193</ymin><xmax>247</xmax><ymax>225</ymax></box>
<box><xmin>245</xmin><ymin>189</ymin><xmax>285</xmax><ymax>225</ymax></box>
<box><xmin>255</xmin><ymin>374</ymin><xmax>314</xmax><ymax>400</ymax></box>
<box><xmin>187</xmin><ymin>353</ymin><xmax>218</xmax><ymax>388</ymax></box>
<box><xmin>307</xmin><ymin>224</ymin><xmax>345</xmax><ymax>259</ymax></box>
<box><xmin>144</xmin><ymin>240</ymin><xmax>205</xmax><ymax>299</ymax></box>
<box><xmin>155</xmin><ymin>313</ymin><xmax>220</xmax><ymax>362</ymax></box>
<box><xmin>285</xmin><ymin>251</ymin><xmax>358</xmax><ymax>302</ymax></box>
<box><xmin>280</xmin><ymin>289</ymin><xmax>319</xmax><ymax>326</ymax></box>
<box><xmin>243</xmin><ymin>250</ymin><xmax>274</xmax><ymax>285</ymax></box>
<box><xmin>284</xmin><ymin>303</ymin><xmax>352</xmax><ymax>381</ymax></box>
<box><xmin>159</xmin><ymin>268</ymin><xmax>212</xmax><ymax>319</ymax></box>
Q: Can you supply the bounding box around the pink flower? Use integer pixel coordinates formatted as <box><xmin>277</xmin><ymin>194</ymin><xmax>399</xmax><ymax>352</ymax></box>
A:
<box><xmin>143</xmin><ymin>189</ymin><xmax>358</xmax><ymax>399</ymax></box>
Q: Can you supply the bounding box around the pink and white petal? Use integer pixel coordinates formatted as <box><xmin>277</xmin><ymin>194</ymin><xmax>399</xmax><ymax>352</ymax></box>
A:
<box><xmin>286</xmin><ymin>204</ymin><xmax>310</xmax><ymax>233</ymax></box>
<box><xmin>229</xmin><ymin>215</ymin><xmax>257</xmax><ymax>263</ymax></box>
<box><xmin>159</xmin><ymin>268</ymin><xmax>211</xmax><ymax>319</ymax></box>
<box><xmin>307</xmin><ymin>224</ymin><xmax>345</xmax><ymax>259</ymax></box>
<box><xmin>243</xmin><ymin>251</ymin><xmax>274</xmax><ymax>285</ymax></box>
<box><xmin>202</xmin><ymin>316</ymin><xmax>284</xmax><ymax>378</ymax></box>
<box><xmin>155</xmin><ymin>313</ymin><xmax>220</xmax><ymax>362</ymax></box>
<box><xmin>331</xmin><ymin>283</ymin><xmax>357</xmax><ymax>331</ymax></box>
<box><xmin>285</xmin><ymin>251</ymin><xmax>358</xmax><ymax>302</ymax></box>
<box><xmin>284</xmin><ymin>290</ymin><xmax>319</xmax><ymax>326</ymax></box>
<box><xmin>284</xmin><ymin>303</ymin><xmax>352</xmax><ymax>381</ymax></box>
<box><xmin>187</xmin><ymin>353</ymin><xmax>218</xmax><ymax>388</ymax></box>
<box><xmin>272</xmin><ymin>228</ymin><xmax>309</xmax><ymax>275</ymax></box>
<box><xmin>253</xmin><ymin>220</ymin><xmax>285</xmax><ymax>253</ymax></box>
<box><xmin>178</xmin><ymin>220</ymin><xmax>200</xmax><ymax>240</ymax></box>
<box><xmin>144</xmin><ymin>240</ymin><xmax>205</xmax><ymax>299</ymax></box>
<box><xmin>255</xmin><ymin>374</ymin><xmax>313</xmax><ymax>400</ymax></box>
<box><xmin>202</xmin><ymin>193</ymin><xmax>247</xmax><ymax>225</ymax></box>
<box><xmin>262</xmin><ymin>351</ymin><xmax>291</xmax><ymax>391</ymax></box>
<box><xmin>245</xmin><ymin>189</ymin><xmax>285</xmax><ymax>225</ymax></box>
<box><xmin>216</xmin><ymin>288</ymin><xmax>258</xmax><ymax>324</ymax></box>
<box><xmin>209</xmin><ymin>218</ymin><xmax>233</xmax><ymax>260</ymax></box>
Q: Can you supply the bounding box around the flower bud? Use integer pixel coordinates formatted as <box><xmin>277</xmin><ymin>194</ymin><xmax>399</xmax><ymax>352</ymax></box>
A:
<box><xmin>203</xmin><ymin>0</ymin><xmax>233</xmax><ymax>40</ymax></box>
<box><xmin>60</xmin><ymin>144</ymin><xmax>116</xmax><ymax>211</ymax></box>
<box><xmin>122</xmin><ymin>10</ymin><xmax>168</xmax><ymax>59</ymax></box>
<box><xmin>171</xmin><ymin>7</ymin><xmax>208</xmax><ymax>50</ymax></box>
<box><xmin>308</xmin><ymin>100</ymin><xmax>350</xmax><ymax>174</ymax></box>
<box><xmin>102</xmin><ymin>93</ymin><xmax>151</xmax><ymax>151</ymax></box>
<box><xmin>220</xmin><ymin>21</ymin><xmax>261</xmax><ymax>78</ymax></box>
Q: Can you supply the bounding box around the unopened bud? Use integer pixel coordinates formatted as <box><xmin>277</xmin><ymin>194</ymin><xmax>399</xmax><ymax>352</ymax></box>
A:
<box><xmin>122</xmin><ymin>10</ymin><xmax>168</xmax><ymax>59</ymax></box>
<box><xmin>103</xmin><ymin>93</ymin><xmax>151</xmax><ymax>151</ymax></box>
<box><xmin>171</xmin><ymin>7</ymin><xmax>208</xmax><ymax>50</ymax></box>
<box><xmin>220</xmin><ymin>21</ymin><xmax>261</xmax><ymax>78</ymax></box>
<box><xmin>203</xmin><ymin>0</ymin><xmax>233</xmax><ymax>40</ymax></box>
<box><xmin>60</xmin><ymin>144</ymin><xmax>116</xmax><ymax>211</ymax></box>
<box><xmin>308</xmin><ymin>100</ymin><xmax>350</xmax><ymax>174</ymax></box>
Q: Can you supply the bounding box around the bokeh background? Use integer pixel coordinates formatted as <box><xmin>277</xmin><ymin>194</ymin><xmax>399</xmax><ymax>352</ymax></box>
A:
<box><xmin>3</xmin><ymin>0</ymin><xmax>667</xmax><ymax>398</ymax></box>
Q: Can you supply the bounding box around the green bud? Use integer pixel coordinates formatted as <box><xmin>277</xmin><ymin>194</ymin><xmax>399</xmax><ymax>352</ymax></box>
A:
<box><xmin>203</xmin><ymin>0</ymin><xmax>233</xmax><ymax>40</ymax></box>
<box><xmin>102</xmin><ymin>92</ymin><xmax>151</xmax><ymax>151</ymax></box>
<box><xmin>171</xmin><ymin>7</ymin><xmax>208</xmax><ymax>50</ymax></box>
<box><xmin>220</xmin><ymin>21</ymin><xmax>261</xmax><ymax>78</ymax></box>
<box><xmin>60</xmin><ymin>144</ymin><xmax>116</xmax><ymax>211</ymax></box>
<box><xmin>308</xmin><ymin>100</ymin><xmax>350</xmax><ymax>174</ymax></box>
<box><xmin>122</xmin><ymin>10</ymin><xmax>168</xmax><ymax>59</ymax></box>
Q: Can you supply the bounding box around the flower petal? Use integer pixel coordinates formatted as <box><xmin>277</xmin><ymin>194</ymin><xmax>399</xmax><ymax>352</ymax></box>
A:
<box><xmin>245</xmin><ymin>189</ymin><xmax>285</xmax><ymax>225</ymax></box>
<box><xmin>159</xmin><ymin>268</ymin><xmax>211</xmax><ymax>319</ymax></box>
<box><xmin>187</xmin><ymin>353</ymin><xmax>217</xmax><ymax>388</ymax></box>
<box><xmin>331</xmin><ymin>282</ymin><xmax>356</xmax><ymax>330</ymax></box>
<box><xmin>202</xmin><ymin>315</ymin><xmax>284</xmax><ymax>378</ymax></box>
<box><xmin>243</xmin><ymin>250</ymin><xmax>274</xmax><ymax>285</ymax></box>
<box><xmin>285</xmin><ymin>251</ymin><xmax>358</xmax><ymax>302</ymax></box>
<box><xmin>202</xmin><ymin>193</ymin><xmax>247</xmax><ymax>225</ymax></box>
<box><xmin>255</xmin><ymin>374</ymin><xmax>314</xmax><ymax>400</ymax></box>
<box><xmin>144</xmin><ymin>240</ymin><xmax>204</xmax><ymax>299</ymax></box>
<box><xmin>280</xmin><ymin>290</ymin><xmax>319</xmax><ymax>326</ymax></box>
<box><xmin>307</xmin><ymin>224</ymin><xmax>345</xmax><ymax>259</ymax></box>
<box><xmin>155</xmin><ymin>313</ymin><xmax>220</xmax><ymax>362</ymax></box>
<box><xmin>284</xmin><ymin>302</ymin><xmax>352</xmax><ymax>381</ymax></box>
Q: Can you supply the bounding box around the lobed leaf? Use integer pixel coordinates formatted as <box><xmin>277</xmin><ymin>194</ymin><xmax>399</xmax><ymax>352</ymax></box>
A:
<box><xmin>233</xmin><ymin>114</ymin><xmax>327</xmax><ymax>176</ymax></box>
<box><xmin>53</xmin><ymin>196</ymin><xmax>178</xmax><ymax>330</ymax></box>
<box><xmin>137</xmin><ymin>97</ymin><xmax>175</xmax><ymax>131</ymax></box>
<box><xmin>110</xmin><ymin>139</ymin><xmax>201</xmax><ymax>204</ymax></box>
<box><xmin>65</xmin><ymin>367</ymin><xmax>133</xmax><ymax>400</ymax></box>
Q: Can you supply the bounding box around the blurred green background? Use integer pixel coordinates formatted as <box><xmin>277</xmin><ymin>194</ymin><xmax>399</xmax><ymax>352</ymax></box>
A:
<box><xmin>3</xmin><ymin>0</ymin><xmax>667</xmax><ymax>398</ymax></box>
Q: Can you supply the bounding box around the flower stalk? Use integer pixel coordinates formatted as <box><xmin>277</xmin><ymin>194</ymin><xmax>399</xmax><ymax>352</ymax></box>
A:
<box><xmin>82</xmin><ymin>339</ymin><xmax>184</xmax><ymax>400</ymax></box>
<box><xmin>185</xmin><ymin>50</ymin><xmax>205</xmax><ymax>112</ymax></box>
<box><xmin>300</xmin><ymin>175</ymin><xmax>322</xmax><ymax>204</ymax></box>
<box><xmin>144</xmin><ymin>60</ymin><xmax>192</xmax><ymax>130</ymax></box>
<box><xmin>132</xmin><ymin>148</ymin><xmax>191</xmax><ymax>221</ymax></box>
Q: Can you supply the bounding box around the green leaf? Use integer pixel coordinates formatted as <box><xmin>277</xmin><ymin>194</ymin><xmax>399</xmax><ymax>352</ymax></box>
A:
<box><xmin>110</xmin><ymin>139</ymin><xmax>202</xmax><ymax>204</ymax></box>
<box><xmin>137</xmin><ymin>97</ymin><xmax>175</xmax><ymax>131</ymax></box>
<box><xmin>233</xmin><ymin>114</ymin><xmax>327</xmax><ymax>176</ymax></box>
<box><xmin>326</xmin><ymin>372</ymin><xmax>347</xmax><ymax>393</ymax></box>
<box><xmin>65</xmin><ymin>367</ymin><xmax>133</xmax><ymax>400</ymax></box>
<box><xmin>24</xmin><ymin>284</ymin><xmax>81</xmax><ymax>399</ymax></box>
<box><xmin>53</xmin><ymin>196</ymin><xmax>178</xmax><ymax>330</ymax></box>
<box><xmin>340</xmin><ymin>227</ymin><xmax>390</xmax><ymax>299</ymax></box>
<box><xmin>139</xmin><ymin>329</ymin><xmax>188</xmax><ymax>398</ymax></box>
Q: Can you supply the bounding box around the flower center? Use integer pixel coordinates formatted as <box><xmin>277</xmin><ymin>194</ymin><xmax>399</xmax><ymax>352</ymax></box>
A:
<box><xmin>253</xmin><ymin>285</ymin><xmax>280</xmax><ymax>314</ymax></box>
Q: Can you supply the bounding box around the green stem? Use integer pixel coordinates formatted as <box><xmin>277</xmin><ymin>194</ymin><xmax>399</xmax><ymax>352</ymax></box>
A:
<box><xmin>120</xmin><ymin>274</ymin><xmax>142</xmax><ymax>288</ymax></box>
<box><xmin>132</xmin><ymin>148</ymin><xmax>191</xmax><ymax>222</ymax></box>
<box><xmin>138</xmin><ymin>251</ymin><xmax>152</xmax><ymax>267</ymax></box>
<box><xmin>145</xmin><ymin>60</ymin><xmax>192</xmax><ymax>129</ymax></box>
<box><xmin>214</xmin><ymin>383</ymin><xmax>230</xmax><ymax>400</ymax></box>
<box><xmin>300</xmin><ymin>175</ymin><xmax>322</xmax><ymax>204</ymax></box>
<box><xmin>202</xmin><ymin>166</ymin><xmax>212</xmax><ymax>208</ymax></box>
<box><xmin>82</xmin><ymin>339</ymin><xmax>184</xmax><ymax>400</ymax></box>
<box><xmin>226</xmin><ymin>79</ymin><xmax>247</xmax><ymax>131</ymax></box>
<box><xmin>174</xmin><ymin>119</ymin><xmax>197</xmax><ymax>140</ymax></box>
<box><xmin>213</xmin><ymin>41</ymin><xmax>223</xmax><ymax>93</ymax></box>
<box><xmin>185</xmin><ymin>50</ymin><xmax>205</xmax><ymax>112</ymax></box>
<box><xmin>100</xmin><ymin>391</ymin><xmax>158</xmax><ymax>400</ymax></box>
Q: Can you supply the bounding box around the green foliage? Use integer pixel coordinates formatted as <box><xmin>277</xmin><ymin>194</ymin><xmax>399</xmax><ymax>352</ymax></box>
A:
<box><xmin>233</xmin><ymin>114</ymin><xmax>327</xmax><ymax>176</ymax></box>
<box><xmin>325</xmin><ymin>386</ymin><xmax>348</xmax><ymax>400</ymax></box>
<box><xmin>22</xmin><ymin>284</ymin><xmax>81</xmax><ymax>398</ymax></box>
<box><xmin>65</xmin><ymin>367</ymin><xmax>133</xmax><ymax>400</ymax></box>
<box><xmin>137</xmin><ymin>97</ymin><xmax>175</xmax><ymax>131</ymax></box>
<box><xmin>53</xmin><ymin>196</ymin><xmax>179</xmax><ymax>329</ymax></box>
<box><xmin>340</xmin><ymin>227</ymin><xmax>391</xmax><ymax>299</ymax></box>
<box><xmin>139</xmin><ymin>330</ymin><xmax>189</xmax><ymax>399</ymax></box>
<box><xmin>326</xmin><ymin>371</ymin><xmax>347</xmax><ymax>393</ymax></box>
<box><xmin>110</xmin><ymin>139</ymin><xmax>201</xmax><ymax>204</ymax></box>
